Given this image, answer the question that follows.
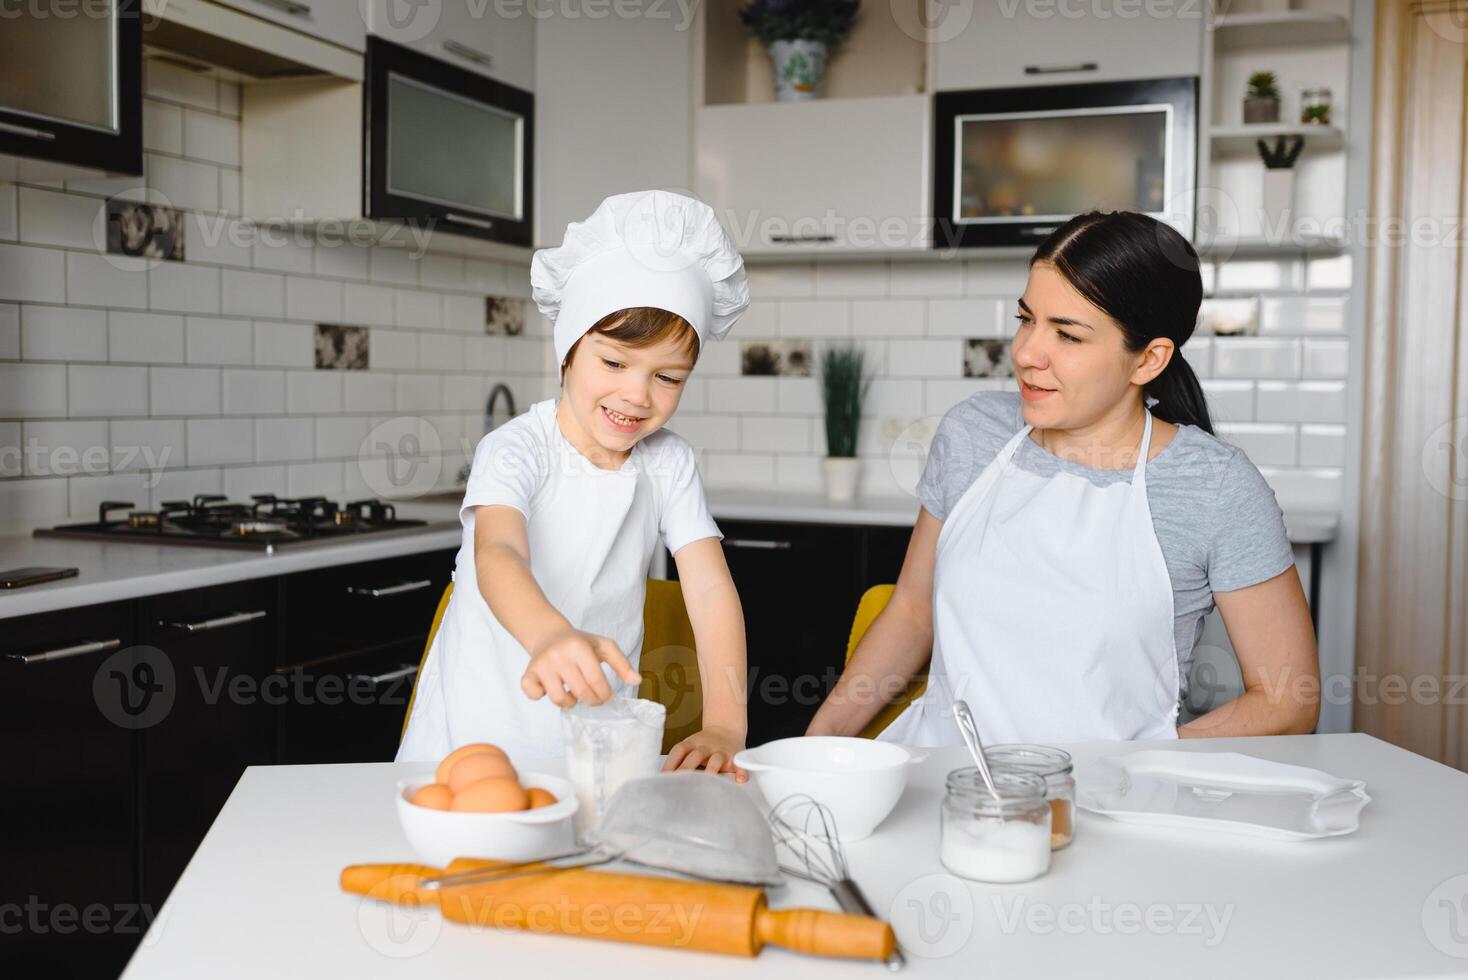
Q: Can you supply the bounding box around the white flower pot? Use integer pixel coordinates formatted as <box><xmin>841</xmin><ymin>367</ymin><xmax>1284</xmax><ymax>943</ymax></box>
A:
<box><xmin>822</xmin><ymin>456</ymin><xmax>862</xmax><ymax>503</ymax></box>
<box><xmin>768</xmin><ymin>39</ymin><xmax>827</xmax><ymax>102</ymax></box>
<box><xmin>1261</xmin><ymin>168</ymin><xmax>1296</xmax><ymax>231</ymax></box>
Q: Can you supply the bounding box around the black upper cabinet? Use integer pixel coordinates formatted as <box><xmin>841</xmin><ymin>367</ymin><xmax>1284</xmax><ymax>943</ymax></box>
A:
<box><xmin>364</xmin><ymin>36</ymin><xmax>533</xmax><ymax>246</ymax></box>
<box><xmin>0</xmin><ymin>0</ymin><xmax>143</xmax><ymax>175</ymax></box>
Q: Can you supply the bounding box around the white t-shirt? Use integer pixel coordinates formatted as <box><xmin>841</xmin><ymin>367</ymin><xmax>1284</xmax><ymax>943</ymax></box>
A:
<box><xmin>397</xmin><ymin>398</ymin><xmax>721</xmax><ymax>765</ymax></box>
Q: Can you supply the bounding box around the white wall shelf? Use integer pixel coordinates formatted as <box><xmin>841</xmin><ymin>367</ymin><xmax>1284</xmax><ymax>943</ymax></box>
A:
<box><xmin>1213</xmin><ymin>11</ymin><xmax>1351</xmax><ymax>50</ymax></box>
<box><xmin>1211</xmin><ymin>123</ymin><xmax>1344</xmax><ymax>154</ymax></box>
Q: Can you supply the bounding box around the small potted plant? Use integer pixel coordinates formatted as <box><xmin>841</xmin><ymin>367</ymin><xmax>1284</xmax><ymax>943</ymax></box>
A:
<box><xmin>819</xmin><ymin>344</ymin><xmax>870</xmax><ymax>502</ymax></box>
<box><xmin>1244</xmin><ymin>71</ymin><xmax>1281</xmax><ymax>124</ymax></box>
<box><xmin>739</xmin><ymin>0</ymin><xmax>861</xmax><ymax>102</ymax></box>
<box><xmin>1257</xmin><ymin>134</ymin><xmax>1305</xmax><ymax>228</ymax></box>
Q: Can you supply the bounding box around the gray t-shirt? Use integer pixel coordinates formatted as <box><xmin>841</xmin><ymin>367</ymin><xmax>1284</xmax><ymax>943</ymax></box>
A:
<box><xmin>917</xmin><ymin>391</ymin><xmax>1294</xmax><ymax>687</ymax></box>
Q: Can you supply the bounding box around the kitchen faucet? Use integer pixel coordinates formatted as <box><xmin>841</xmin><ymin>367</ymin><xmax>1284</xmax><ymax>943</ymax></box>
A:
<box><xmin>458</xmin><ymin>384</ymin><xmax>517</xmax><ymax>484</ymax></box>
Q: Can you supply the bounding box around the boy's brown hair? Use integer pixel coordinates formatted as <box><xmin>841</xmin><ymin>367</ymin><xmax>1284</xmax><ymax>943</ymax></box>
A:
<box><xmin>560</xmin><ymin>307</ymin><xmax>700</xmax><ymax>380</ymax></box>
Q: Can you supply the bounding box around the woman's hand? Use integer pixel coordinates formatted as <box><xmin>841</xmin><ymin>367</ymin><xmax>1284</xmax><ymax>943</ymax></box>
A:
<box><xmin>662</xmin><ymin>725</ymin><xmax>748</xmax><ymax>782</ymax></box>
<box><xmin>521</xmin><ymin>627</ymin><xmax>641</xmax><ymax>708</ymax></box>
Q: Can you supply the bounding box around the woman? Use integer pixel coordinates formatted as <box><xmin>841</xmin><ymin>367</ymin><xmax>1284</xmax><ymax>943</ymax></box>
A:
<box><xmin>807</xmin><ymin>211</ymin><xmax>1319</xmax><ymax>744</ymax></box>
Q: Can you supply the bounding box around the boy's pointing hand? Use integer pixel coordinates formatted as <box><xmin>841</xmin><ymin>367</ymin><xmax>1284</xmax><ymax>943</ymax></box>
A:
<box><xmin>521</xmin><ymin>628</ymin><xmax>643</xmax><ymax>708</ymax></box>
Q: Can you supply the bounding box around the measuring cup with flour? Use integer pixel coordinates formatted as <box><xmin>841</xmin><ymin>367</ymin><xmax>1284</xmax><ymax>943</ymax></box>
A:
<box><xmin>562</xmin><ymin>696</ymin><xmax>666</xmax><ymax>838</ymax></box>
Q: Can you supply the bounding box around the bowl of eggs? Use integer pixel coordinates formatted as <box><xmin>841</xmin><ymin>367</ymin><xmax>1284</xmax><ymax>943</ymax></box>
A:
<box><xmin>396</xmin><ymin>743</ymin><xmax>579</xmax><ymax>866</ymax></box>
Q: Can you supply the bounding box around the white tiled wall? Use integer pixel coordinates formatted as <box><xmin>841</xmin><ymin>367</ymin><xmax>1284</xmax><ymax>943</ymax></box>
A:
<box><xmin>670</xmin><ymin>251</ymin><xmax>1350</xmax><ymax>512</ymax></box>
<box><xmin>0</xmin><ymin>62</ymin><xmax>550</xmax><ymax>524</ymax></box>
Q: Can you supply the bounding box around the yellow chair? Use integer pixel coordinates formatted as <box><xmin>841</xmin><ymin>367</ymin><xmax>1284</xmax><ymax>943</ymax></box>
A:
<box><xmin>845</xmin><ymin>584</ymin><xmax>929</xmax><ymax>739</ymax></box>
<box><xmin>400</xmin><ymin>579</ymin><xmax>703</xmax><ymax>753</ymax></box>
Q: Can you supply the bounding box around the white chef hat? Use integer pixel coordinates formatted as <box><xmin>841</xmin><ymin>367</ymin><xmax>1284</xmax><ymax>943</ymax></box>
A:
<box><xmin>531</xmin><ymin>190</ymin><xmax>750</xmax><ymax>365</ymax></box>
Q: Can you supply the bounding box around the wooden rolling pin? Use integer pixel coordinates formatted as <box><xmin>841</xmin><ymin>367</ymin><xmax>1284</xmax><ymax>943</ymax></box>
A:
<box><xmin>342</xmin><ymin>858</ymin><xmax>895</xmax><ymax>962</ymax></box>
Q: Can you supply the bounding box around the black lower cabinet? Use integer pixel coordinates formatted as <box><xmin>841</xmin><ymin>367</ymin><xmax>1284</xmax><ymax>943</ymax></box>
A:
<box><xmin>137</xmin><ymin>580</ymin><xmax>277</xmax><ymax>912</ymax></box>
<box><xmin>673</xmin><ymin>520</ymin><xmax>914</xmax><ymax>746</ymax></box>
<box><xmin>0</xmin><ymin>602</ymin><xmax>142</xmax><ymax>979</ymax></box>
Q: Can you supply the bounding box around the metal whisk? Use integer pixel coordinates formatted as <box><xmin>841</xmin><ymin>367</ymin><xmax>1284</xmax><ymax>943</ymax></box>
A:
<box><xmin>768</xmin><ymin>794</ymin><xmax>906</xmax><ymax>971</ymax></box>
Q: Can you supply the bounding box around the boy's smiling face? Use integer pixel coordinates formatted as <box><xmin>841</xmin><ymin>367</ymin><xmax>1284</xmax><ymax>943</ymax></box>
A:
<box><xmin>557</xmin><ymin>329</ymin><xmax>696</xmax><ymax>467</ymax></box>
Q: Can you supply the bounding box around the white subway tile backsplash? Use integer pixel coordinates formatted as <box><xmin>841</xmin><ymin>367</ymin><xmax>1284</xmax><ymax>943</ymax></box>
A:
<box><xmin>150</xmin><ymin>261</ymin><xmax>221</xmax><ymax>314</ymax></box>
<box><xmin>1</xmin><ymin>476</ymin><xmax>72</xmax><ymax>522</ymax></box>
<box><xmin>889</xmin><ymin>262</ymin><xmax>965</xmax><ymax>298</ymax></box>
<box><xmin>22</xmin><ymin>306</ymin><xmax>107</xmax><ymax>361</ymax></box>
<box><xmin>217</xmin><ymin>81</ymin><xmax>240</xmax><ymax>117</ymax></box>
<box><xmin>145</xmin><ymin>62</ymin><xmax>217</xmax><ymax>111</ymax></box>
<box><xmin>67</xmin><ymin>252</ymin><xmax>148</xmax><ymax>309</ymax></box>
<box><xmin>707</xmin><ymin>377</ymin><xmax>776</xmax><ymax>415</ymax></box>
<box><xmin>20</xmin><ymin>420</ymin><xmax>109</xmax><ymax>475</ymax></box>
<box><xmin>143</xmin><ymin>101</ymin><xmax>183</xmax><ymax>154</ymax></box>
<box><xmin>775</xmin><ymin>454</ymin><xmax>823</xmax><ymax>491</ymax></box>
<box><xmin>314</xmin><ymin>416</ymin><xmax>371</xmax><ymax>458</ymax></box>
<box><xmin>111</xmin><ymin>419</ymin><xmax>185</xmax><ymax>472</ymax></box>
<box><xmin>442</xmin><ymin>294</ymin><xmax>482</xmax><ymax>333</ymax></box>
<box><xmin>1213</xmin><ymin>338</ymin><xmax>1301</xmax><ymax>379</ymax></box>
<box><xmin>219</xmin><ymin>168</ymin><xmax>241</xmax><ymax>215</ymax></box>
<box><xmin>146</xmin><ymin>468</ymin><xmax>224</xmax><ymax>510</ymax></box>
<box><xmin>222</xmin><ymin>464</ymin><xmax>287</xmax><ymax>500</ymax></box>
<box><xmin>505</xmin><ymin>336</ymin><xmax>551</xmax><ymax>375</ymax></box>
<box><xmin>670</xmin><ymin>415</ymin><xmax>739</xmax><ymax>452</ymax></box>
<box><xmin>1260</xmin><ymin>296</ymin><xmax>1347</xmax><ymax>334</ymax></box>
<box><xmin>419</xmin><ymin>333</ymin><xmax>465</xmax><ymax>371</ymax></box>
<box><xmin>1256</xmin><ymin>381</ymin><xmax>1347</xmax><ymax>424</ymax></box>
<box><xmin>187</xmin><ymin>418</ymin><xmax>253</xmax><ymax>465</ymax></box>
<box><xmin>928</xmin><ymin>298</ymin><xmax>1005</xmax><ymax>338</ymax></box>
<box><xmin>1302</xmin><ymin>339</ymin><xmax>1349</xmax><ymax>379</ymax></box>
<box><xmin>147</xmin><ymin>154</ymin><xmax>218</xmax><ymax>212</ymax></box>
<box><xmin>463</xmin><ymin>258</ymin><xmax>509</xmax><ymax>294</ymax></box>
<box><xmin>741</xmin><ymin>415</ymin><xmax>810</xmax><ymax>453</ymax></box>
<box><xmin>183</xmin><ymin>109</ymin><xmax>239</xmax><ymax>166</ymax></box>
<box><xmin>775</xmin><ymin>376</ymin><xmax>821</xmax><ymax>415</ymax></box>
<box><xmin>343</xmin><ymin>372</ymin><xmax>396</xmax><ymax>413</ymax></box>
<box><xmin>0</xmin><ymin>363</ymin><xmax>66</xmax><ymax>417</ymax></box>
<box><xmin>814</xmin><ymin>262</ymin><xmax>888</xmax><ymax>298</ymax></box>
<box><xmin>288</xmin><ymin>460</ymin><xmax>344</xmax><ymax>497</ymax></box>
<box><xmin>443</xmin><ymin>375</ymin><xmax>485</xmax><ymax>412</ymax></box>
<box><xmin>255</xmin><ymin>417</ymin><xmax>314</xmax><ymax>462</ymax></box>
<box><xmin>866</xmin><ymin>379</ymin><xmax>925</xmax><ymax>416</ymax></box>
<box><xmin>1180</xmin><ymin>337</ymin><xmax>1212</xmax><ymax>378</ymax></box>
<box><xmin>0</xmin><ymin>183</ymin><xmax>16</xmax><ymax>240</ymax></box>
<box><xmin>696</xmin><ymin>337</ymin><xmax>741</xmax><ymax>376</ymax></box>
<box><xmin>419</xmin><ymin>253</ymin><xmax>465</xmax><ymax>291</ymax></box>
<box><xmin>1200</xmin><ymin>379</ymin><xmax>1255</xmax><ymax>423</ymax></box>
<box><xmin>69</xmin><ymin>472</ymin><xmax>148</xmax><ymax>520</ymax></box>
<box><xmin>925</xmin><ymin>378</ymin><xmax>980</xmax><ymax>416</ymax></box>
<box><xmin>287</xmin><ymin>372</ymin><xmax>343</xmax><ymax>414</ymax></box>
<box><xmin>0</xmin><ymin>422</ymin><xmax>20</xmax><ymax>477</ymax></box>
<box><xmin>185</xmin><ymin>316</ymin><xmax>253</xmax><ymax>365</ymax></box>
<box><xmin>1258</xmin><ymin>466</ymin><xmax>1343</xmax><ymax>510</ymax></box>
<box><xmin>252</xmin><ymin>235</ymin><xmax>313</xmax><ymax>274</ymax></box>
<box><xmin>778</xmin><ymin>300</ymin><xmax>848</xmax><ymax>338</ymax></box>
<box><xmin>705</xmin><ymin>451</ymin><xmax>776</xmax><ymax>488</ymax></box>
<box><xmin>851</xmin><ymin>299</ymin><xmax>923</xmax><ymax>337</ymax></box>
<box><xmin>314</xmin><ymin>241</ymin><xmax>370</xmax><ymax>281</ymax></box>
<box><xmin>1215</xmin><ymin>259</ymin><xmax>1301</xmax><ymax>293</ymax></box>
<box><xmin>396</xmin><ymin>289</ymin><xmax>441</xmax><ymax>330</ymax></box>
<box><xmin>223</xmin><ymin>270</ymin><xmax>285</xmax><ymax>318</ymax></box>
<box><xmin>1216</xmin><ymin>422</ymin><xmax>1298</xmax><ymax>467</ymax></box>
<box><xmin>0</xmin><ymin>303</ymin><xmax>18</xmax><ymax>359</ymax></box>
<box><xmin>395</xmin><ymin>373</ymin><xmax>442</xmax><ymax>412</ymax></box>
<box><xmin>18</xmin><ymin>187</ymin><xmax>101</xmax><ymax>249</ymax></box>
<box><xmin>964</xmin><ymin>259</ymin><xmax>1027</xmax><ymax>298</ymax></box>
<box><xmin>888</xmin><ymin>339</ymin><xmax>960</xmax><ymax>378</ymax></box>
<box><xmin>285</xmin><ymin>276</ymin><xmax>343</xmax><ymax>323</ymax></box>
<box><xmin>222</xmin><ymin>369</ymin><xmax>285</xmax><ymax>415</ymax></box>
<box><xmin>344</xmin><ymin>284</ymin><xmax>396</xmax><ymax>326</ymax></box>
<box><xmin>1306</xmin><ymin>254</ymin><xmax>1351</xmax><ymax>291</ymax></box>
<box><xmin>371</xmin><ymin>329</ymin><xmax>418</xmax><ymax>370</ymax></box>
<box><xmin>370</xmin><ymin>247</ymin><xmax>418</xmax><ymax>286</ymax></box>
<box><xmin>747</xmin><ymin>264</ymin><xmax>814</xmax><ymax>300</ymax></box>
<box><xmin>185</xmin><ymin>212</ymin><xmax>251</xmax><ymax>267</ymax></box>
<box><xmin>150</xmin><ymin>366</ymin><xmax>219</xmax><ymax>416</ymax></box>
<box><xmin>1299</xmin><ymin>424</ymin><xmax>1347</xmax><ymax>467</ymax></box>
<box><xmin>253</xmin><ymin>321</ymin><xmax>313</xmax><ymax>367</ymax></box>
<box><xmin>71</xmin><ymin>365</ymin><xmax>148</xmax><ymax>417</ymax></box>
<box><xmin>109</xmin><ymin>311</ymin><xmax>184</xmax><ymax>363</ymax></box>
<box><xmin>0</xmin><ymin>243</ymin><xmax>66</xmax><ymax>303</ymax></box>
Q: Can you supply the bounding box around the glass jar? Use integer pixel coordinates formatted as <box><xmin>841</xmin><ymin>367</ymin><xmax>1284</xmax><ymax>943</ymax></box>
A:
<box><xmin>1300</xmin><ymin>86</ymin><xmax>1333</xmax><ymax>126</ymax></box>
<box><xmin>940</xmin><ymin>769</ymin><xmax>1051</xmax><ymax>883</ymax></box>
<box><xmin>986</xmin><ymin>744</ymin><xmax>1077</xmax><ymax>850</ymax></box>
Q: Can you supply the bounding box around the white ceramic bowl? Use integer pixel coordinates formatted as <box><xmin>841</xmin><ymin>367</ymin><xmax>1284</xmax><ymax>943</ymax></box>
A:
<box><xmin>733</xmin><ymin>737</ymin><xmax>927</xmax><ymax>841</ymax></box>
<box><xmin>395</xmin><ymin>771</ymin><xmax>578</xmax><ymax>867</ymax></box>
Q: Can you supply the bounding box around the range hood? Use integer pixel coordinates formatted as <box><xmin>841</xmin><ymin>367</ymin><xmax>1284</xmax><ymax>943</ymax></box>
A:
<box><xmin>140</xmin><ymin>0</ymin><xmax>362</xmax><ymax>81</ymax></box>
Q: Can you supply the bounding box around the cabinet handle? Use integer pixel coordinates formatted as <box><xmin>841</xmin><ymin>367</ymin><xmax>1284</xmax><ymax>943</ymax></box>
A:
<box><xmin>255</xmin><ymin>0</ymin><xmax>311</xmax><ymax>16</ymax></box>
<box><xmin>348</xmin><ymin>664</ymin><xmax>419</xmax><ymax>686</ymax></box>
<box><xmin>443</xmin><ymin>212</ymin><xmax>495</xmax><ymax>230</ymax></box>
<box><xmin>159</xmin><ymin>610</ymin><xmax>268</xmax><ymax>633</ymax></box>
<box><xmin>0</xmin><ymin>121</ymin><xmax>58</xmax><ymax>141</ymax></box>
<box><xmin>1021</xmin><ymin>226</ymin><xmax>1060</xmax><ymax>237</ymax></box>
<box><xmin>769</xmin><ymin>234</ymin><xmax>836</xmax><ymax>244</ymax></box>
<box><xmin>347</xmin><ymin>579</ymin><xmax>433</xmax><ymax>598</ymax></box>
<box><xmin>1023</xmin><ymin>62</ymin><xmax>1098</xmax><ymax>75</ymax></box>
<box><xmin>722</xmin><ymin>538</ymin><xmax>793</xmax><ymax>551</ymax></box>
<box><xmin>442</xmin><ymin>40</ymin><xmax>493</xmax><ymax>67</ymax></box>
<box><xmin>4</xmin><ymin>637</ymin><xmax>122</xmax><ymax>665</ymax></box>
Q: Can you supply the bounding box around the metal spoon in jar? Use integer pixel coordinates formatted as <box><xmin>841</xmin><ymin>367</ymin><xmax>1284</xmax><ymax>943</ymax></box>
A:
<box><xmin>951</xmin><ymin>700</ymin><xmax>1000</xmax><ymax>798</ymax></box>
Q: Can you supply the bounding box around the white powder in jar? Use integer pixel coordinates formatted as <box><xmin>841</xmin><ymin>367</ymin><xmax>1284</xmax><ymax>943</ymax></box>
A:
<box><xmin>562</xmin><ymin>698</ymin><xmax>665</xmax><ymax>837</ymax></box>
<box><xmin>940</xmin><ymin>818</ymin><xmax>1052</xmax><ymax>883</ymax></box>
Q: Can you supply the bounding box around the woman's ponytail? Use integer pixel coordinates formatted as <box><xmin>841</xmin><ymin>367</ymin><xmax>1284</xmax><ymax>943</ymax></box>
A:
<box><xmin>1032</xmin><ymin>211</ymin><xmax>1213</xmax><ymax>433</ymax></box>
<box><xmin>1147</xmin><ymin>350</ymin><xmax>1214</xmax><ymax>434</ymax></box>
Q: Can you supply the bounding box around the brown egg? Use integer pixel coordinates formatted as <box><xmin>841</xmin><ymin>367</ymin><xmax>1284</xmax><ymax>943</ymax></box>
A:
<box><xmin>446</xmin><ymin>752</ymin><xmax>518</xmax><ymax>793</ymax></box>
<box><xmin>435</xmin><ymin>743</ymin><xmax>510</xmax><ymax>785</ymax></box>
<box><xmin>525</xmin><ymin>787</ymin><xmax>558</xmax><ymax>809</ymax></box>
<box><xmin>450</xmin><ymin>777</ymin><xmax>529</xmax><ymax>813</ymax></box>
<box><xmin>410</xmin><ymin>783</ymin><xmax>455</xmax><ymax>810</ymax></box>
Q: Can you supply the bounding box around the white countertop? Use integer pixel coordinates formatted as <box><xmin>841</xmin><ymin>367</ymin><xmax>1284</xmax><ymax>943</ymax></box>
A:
<box><xmin>118</xmin><ymin>733</ymin><xmax>1467</xmax><ymax>979</ymax></box>
<box><xmin>0</xmin><ymin>492</ymin><xmax>1339</xmax><ymax>621</ymax></box>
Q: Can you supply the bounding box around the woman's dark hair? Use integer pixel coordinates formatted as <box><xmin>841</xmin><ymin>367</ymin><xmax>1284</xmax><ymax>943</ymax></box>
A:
<box><xmin>1030</xmin><ymin>211</ymin><xmax>1213</xmax><ymax>434</ymax></box>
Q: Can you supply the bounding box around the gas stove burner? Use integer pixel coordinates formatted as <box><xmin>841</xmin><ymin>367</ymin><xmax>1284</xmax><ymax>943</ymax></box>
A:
<box><xmin>128</xmin><ymin>511</ymin><xmax>161</xmax><ymax>528</ymax></box>
<box><xmin>227</xmin><ymin>520</ymin><xmax>292</xmax><ymax>537</ymax></box>
<box><xmin>332</xmin><ymin>509</ymin><xmax>356</xmax><ymax>525</ymax></box>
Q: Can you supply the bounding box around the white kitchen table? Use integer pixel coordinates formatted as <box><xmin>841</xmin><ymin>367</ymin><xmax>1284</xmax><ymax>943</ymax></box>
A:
<box><xmin>119</xmin><ymin>733</ymin><xmax>1468</xmax><ymax>979</ymax></box>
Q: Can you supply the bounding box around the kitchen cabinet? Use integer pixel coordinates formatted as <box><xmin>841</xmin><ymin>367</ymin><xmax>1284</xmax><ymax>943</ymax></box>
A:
<box><xmin>669</xmin><ymin>519</ymin><xmax>912</xmax><ymax>745</ymax></box>
<box><xmin>275</xmin><ymin>550</ymin><xmax>454</xmax><ymax>764</ymax></box>
<box><xmin>694</xmin><ymin>96</ymin><xmax>931</xmax><ymax>255</ymax></box>
<box><xmin>212</xmin><ymin>0</ymin><xmax>368</xmax><ymax>52</ymax></box>
<box><xmin>931</xmin><ymin>3</ymin><xmax>1203</xmax><ymax>91</ymax></box>
<box><xmin>365</xmin><ymin>0</ymin><xmax>535</xmax><ymax>91</ymax></box>
<box><xmin>0</xmin><ymin>0</ymin><xmax>142</xmax><ymax>175</ymax></box>
<box><xmin>0</xmin><ymin>602</ymin><xmax>140</xmax><ymax>978</ymax></box>
<box><xmin>137</xmin><ymin>580</ymin><xmax>277</xmax><ymax>910</ymax></box>
<box><xmin>533</xmin><ymin>12</ymin><xmax>691</xmax><ymax>247</ymax></box>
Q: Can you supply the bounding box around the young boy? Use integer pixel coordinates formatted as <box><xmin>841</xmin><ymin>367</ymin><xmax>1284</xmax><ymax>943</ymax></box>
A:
<box><xmin>398</xmin><ymin>191</ymin><xmax>750</xmax><ymax>779</ymax></box>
